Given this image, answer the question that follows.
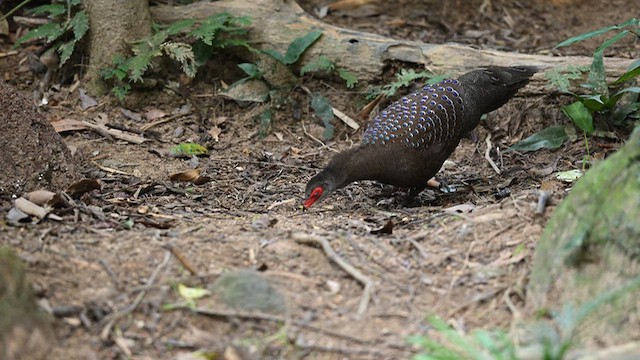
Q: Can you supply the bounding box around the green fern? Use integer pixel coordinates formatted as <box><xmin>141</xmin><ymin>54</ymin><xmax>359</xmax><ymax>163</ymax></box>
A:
<box><xmin>99</xmin><ymin>13</ymin><xmax>252</xmax><ymax>100</ymax></box>
<box><xmin>14</xmin><ymin>1</ymin><xmax>88</xmax><ymax>66</ymax></box>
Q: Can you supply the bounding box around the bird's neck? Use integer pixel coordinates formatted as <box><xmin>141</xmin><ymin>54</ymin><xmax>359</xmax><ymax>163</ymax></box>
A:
<box><xmin>325</xmin><ymin>145</ymin><xmax>397</xmax><ymax>188</ymax></box>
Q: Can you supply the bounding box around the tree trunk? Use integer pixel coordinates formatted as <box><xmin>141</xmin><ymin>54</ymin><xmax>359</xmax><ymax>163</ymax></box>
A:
<box><xmin>526</xmin><ymin>126</ymin><xmax>640</xmax><ymax>347</ymax></box>
<box><xmin>84</xmin><ymin>0</ymin><xmax>153</xmax><ymax>96</ymax></box>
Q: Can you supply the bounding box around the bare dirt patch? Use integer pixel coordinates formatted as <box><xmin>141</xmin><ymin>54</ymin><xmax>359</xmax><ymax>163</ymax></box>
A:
<box><xmin>1</xmin><ymin>1</ymin><xmax>638</xmax><ymax>358</ymax></box>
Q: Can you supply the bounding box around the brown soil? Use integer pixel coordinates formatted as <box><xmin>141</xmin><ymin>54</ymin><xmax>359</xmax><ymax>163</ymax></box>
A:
<box><xmin>0</xmin><ymin>1</ymin><xmax>638</xmax><ymax>359</ymax></box>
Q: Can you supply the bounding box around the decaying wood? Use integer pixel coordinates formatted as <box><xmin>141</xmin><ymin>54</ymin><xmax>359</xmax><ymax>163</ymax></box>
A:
<box><xmin>150</xmin><ymin>0</ymin><xmax>635</xmax><ymax>91</ymax></box>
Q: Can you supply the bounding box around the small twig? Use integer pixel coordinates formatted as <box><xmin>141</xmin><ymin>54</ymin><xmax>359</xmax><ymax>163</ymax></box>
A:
<box><xmin>292</xmin><ymin>233</ymin><xmax>374</xmax><ymax>315</ymax></box>
<box><xmin>163</xmin><ymin>244</ymin><xmax>198</xmax><ymax>276</ymax></box>
<box><xmin>484</xmin><ymin>134</ymin><xmax>501</xmax><ymax>174</ymax></box>
<box><xmin>100</xmin><ymin>250</ymin><xmax>172</xmax><ymax>340</ymax></box>
<box><xmin>302</xmin><ymin>120</ymin><xmax>339</xmax><ymax>153</ymax></box>
<box><xmin>0</xmin><ymin>50</ymin><xmax>19</xmax><ymax>58</ymax></box>
<box><xmin>406</xmin><ymin>237</ymin><xmax>429</xmax><ymax>260</ymax></box>
<box><xmin>267</xmin><ymin>198</ymin><xmax>296</xmax><ymax>210</ymax></box>
<box><xmin>293</xmin><ymin>341</ymin><xmax>384</xmax><ymax>356</ymax></box>
<box><xmin>140</xmin><ymin>111</ymin><xmax>193</xmax><ymax>132</ymax></box>
<box><xmin>189</xmin><ymin>306</ymin><xmax>370</xmax><ymax>344</ymax></box>
<box><xmin>98</xmin><ymin>259</ymin><xmax>121</xmax><ymax>290</ymax></box>
<box><xmin>91</xmin><ymin>160</ymin><xmax>134</xmax><ymax>176</ymax></box>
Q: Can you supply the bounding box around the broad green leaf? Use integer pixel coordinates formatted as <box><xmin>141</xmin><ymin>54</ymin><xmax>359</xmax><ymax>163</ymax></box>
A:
<box><xmin>614</xmin><ymin>61</ymin><xmax>640</xmax><ymax>84</ymax></box>
<box><xmin>238</xmin><ymin>63</ymin><xmax>261</xmax><ymax>78</ymax></box>
<box><xmin>281</xmin><ymin>30</ymin><xmax>323</xmax><ymax>65</ymax></box>
<box><xmin>259</xmin><ymin>108</ymin><xmax>272</xmax><ymax>138</ymax></box>
<box><xmin>612</xmin><ymin>87</ymin><xmax>640</xmax><ymax>97</ymax></box>
<box><xmin>507</xmin><ymin>125</ymin><xmax>568</xmax><ymax>152</ymax></box>
<box><xmin>587</xmin><ymin>46</ymin><xmax>607</xmax><ymax>96</ymax></box>
<box><xmin>178</xmin><ymin>284</ymin><xmax>211</xmax><ymax>300</ymax></box>
<box><xmin>556</xmin><ymin>169</ymin><xmax>583</xmax><ymax>182</ymax></box>
<box><xmin>555</xmin><ymin>18</ymin><xmax>639</xmax><ymax>48</ymax></box>
<box><xmin>262</xmin><ymin>49</ymin><xmax>285</xmax><ymax>63</ymax></box>
<box><xmin>311</xmin><ymin>93</ymin><xmax>334</xmax><ymax>139</ymax></box>
<box><xmin>169</xmin><ymin>142</ymin><xmax>208</xmax><ymax>157</ymax></box>
<box><xmin>563</xmin><ymin>101</ymin><xmax>594</xmax><ymax>134</ymax></box>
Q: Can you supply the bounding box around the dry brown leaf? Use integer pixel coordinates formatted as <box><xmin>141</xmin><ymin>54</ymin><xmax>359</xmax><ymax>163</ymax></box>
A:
<box><xmin>49</xmin><ymin>118</ymin><xmax>88</xmax><ymax>133</ymax></box>
<box><xmin>209</xmin><ymin>126</ymin><xmax>222</xmax><ymax>142</ymax></box>
<box><xmin>25</xmin><ymin>190</ymin><xmax>56</xmax><ymax>206</ymax></box>
<box><xmin>145</xmin><ymin>108</ymin><xmax>166</xmax><ymax>121</ymax></box>
<box><xmin>170</xmin><ymin>169</ymin><xmax>202</xmax><ymax>182</ymax></box>
<box><xmin>14</xmin><ymin>197</ymin><xmax>48</xmax><ymax>219</ymax></box>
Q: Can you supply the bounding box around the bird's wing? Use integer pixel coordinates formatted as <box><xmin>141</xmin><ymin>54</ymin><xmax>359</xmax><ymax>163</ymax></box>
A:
<box><xmin>362</xmin><ymin>79</ymin><xmax>466</xmax><ymax>149</ymax></box>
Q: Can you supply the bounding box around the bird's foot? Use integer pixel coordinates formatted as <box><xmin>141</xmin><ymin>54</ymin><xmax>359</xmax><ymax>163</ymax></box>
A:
<box><xmin>428</xmin><ymin>177</ymin><xmax>455</xmax><ymax>193</ymax></box>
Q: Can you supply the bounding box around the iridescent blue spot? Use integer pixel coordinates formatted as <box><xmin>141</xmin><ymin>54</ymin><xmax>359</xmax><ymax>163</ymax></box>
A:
<box><xmin>437</xmin><ymin>104</ymin><xmax>444</xmax><ymax>110</ymax></box>
<box><xmin>431</xmin><ymin>93</ymin><xmax>438</xmax><ymax>98</ymax></box>
<box><xmin>428</xmin><ymin>88</ymin><xmax>435</xmax><ymax>92</ymax></box>
<box><xmin>428</xmin><ymin>110</ymin><xmax>435</xmax><ymax>115</ymax></box>
<box><xmin>410</xmin><ymin>115</ymin><xmax>416</xmax><ymax>120</ymax></box>
<box><xmin>429</xmin><ymin>100</ymin><xmax>436</xmax><ymax>106</ymax></box>
<box><xmin>384</xmin><ymin>136</ymin><xmax>389</xmax><ymax>141</ymax></box>
<box><xmin>419</xmin><ymin>111</ymin><xmax>426</xmax><ymax>116</ymax></box>
<box><xmin>403</xmin><ymin>123</ymin><xmax>409</xmax><ymax>128</ymax></box>
<box><xmin>421</xmin><ymin>105</ymin><xmax>428</xmax><ymax>111</ymax></box>
<box><xmin>438</xmin><ymin>87</ymin><xmax>445</xmax><ymax>91</ymax></box>
<box><xmin>452</xmin><ymin>90</ymin><xmax>459</xmax><ymax>97</ymax></box>
<box><xmin>442</xmin><ymin>95</ymin><xmax>449</xmax><ymax>101</ymax></box>
<box><xmin>452</xmin><ymin>79</ymin><xmax>459</xmax><ymax>84</ymax></box>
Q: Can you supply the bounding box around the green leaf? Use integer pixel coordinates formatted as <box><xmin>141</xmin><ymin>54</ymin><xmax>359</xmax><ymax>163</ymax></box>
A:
<box><xmin>614</xmin><ymin>60</ymin><xmax>640</xmax><ymax>84</ymax></box>
<box><xmin>587</xmin><ymin>43</ymin><xmax>607</xmax><ymax>96</ymax></box>
<box><xmin>238</xmin><ymin>63</ymin><xmax>261</xmax><ymax>78</ymax></box>
<box><xmin>338</xmin><ymin>68</ymin><xmax>358</xmax><ymax>88</ymax></box>
<box><xmin>262</xmin><ymin>49</ymin><xmax>285</xmax><ymax>63</ymax></box>
<box><xmin>281</xmin><ymin>30</ymin><xmax>323</xmax><ymax>65</ymax></box>
<box><xmin>162</xmin><ymin>19</ymin><xmax>196</xmax><ymax>37</ymax></box>
<box><xmin>56</xmin><ymin>40</ymin><xmax>75</xmax><ymax>66</ymax></box>
<box><xmin>192</xmin><ymin>39</ymin><xmax>213</xmax><ymax>66</ymax></box>
<box><xmin>555</xmin><ymin>18</ymin><xmax>639</xmax><ymax>48</ymax></box>
<box><xmin>29</xmin><ymin>4</ymin><xmax>66</xmax><ymax>17</ymax></box>
<box><xmin>507</xmin><ymin>125</ymin><xmax>568</xmax><ymax>152</ymax></box>
<box><xmin>14</xmin><ymin>22</ymin><xmax>64</xmax><ymax>47</ymax></box>
<box><xmin>556</xmin><ymin>169</ymin><xmax>583</xmax><ymax>182</ymax></box>
<box><xmin>178</xmin><ymin>284</ymin><xmax>211</xmax><ymax>300</ymax></box>
<box><xmin>259</xmin><ymin>108</ymin><xmax>273</xmax><ymax>138</ymax></box>
<box><xmin>69</xmin><ymin>10</ymin><xmax>89</xmax><ymax>41</ymax></box>
<box><xmin>563</xmin><ymin>101</ymin><xmax>594</xmax><ymax>134</ymax></box>
<box><xmin>169</xmin><ymin>143</ymin><xmax>209</xmax><ymax>157</ymax></box>
<box><xmin>310</xmin><ymin>93</ymin><xmax>334</xmax><ymax>139</ymax></box>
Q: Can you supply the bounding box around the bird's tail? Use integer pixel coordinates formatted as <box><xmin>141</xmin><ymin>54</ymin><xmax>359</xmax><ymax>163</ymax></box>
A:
<box><xmin>459</xmin><ymin>66</ymin><xmax>537</xmax><ymax>131</ymax></box>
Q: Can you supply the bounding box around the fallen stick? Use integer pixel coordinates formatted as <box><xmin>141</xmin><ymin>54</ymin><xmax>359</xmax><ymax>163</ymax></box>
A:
<box><xmin>291</xmin><ymin>232</ymin><xmax>374</xmax><ymax>315</ymax></box>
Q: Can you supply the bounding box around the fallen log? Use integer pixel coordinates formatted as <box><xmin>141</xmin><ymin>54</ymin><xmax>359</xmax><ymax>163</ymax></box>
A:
<box><xmin>150</xmin><ymin>0</ymin><xmax>635</xmax><ymax>91</ymax></box>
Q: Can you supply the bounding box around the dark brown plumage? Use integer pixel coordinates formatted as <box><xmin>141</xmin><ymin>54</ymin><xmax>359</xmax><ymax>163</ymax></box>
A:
<box><xmin>303</xmin><ymin>66</ymin><xmax>537</xmax><ymax>208</ymax></box>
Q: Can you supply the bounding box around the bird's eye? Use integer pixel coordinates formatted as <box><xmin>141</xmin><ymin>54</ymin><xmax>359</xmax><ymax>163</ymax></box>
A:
<box><xmin>311</xmin><ymin>187</ymin><xmax>323</xmax><ymax>199</ymax></box>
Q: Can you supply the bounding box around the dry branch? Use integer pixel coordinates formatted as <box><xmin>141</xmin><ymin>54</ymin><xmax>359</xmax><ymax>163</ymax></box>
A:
<box><xmin>292</xmin><ymin>233</ymin><xmax>374</xmax><ymax>316</ymax></box>
<box><xmin>150</xmin><ymin>0</ymin><xmax>635</xmax><ymax>92</ymax></box>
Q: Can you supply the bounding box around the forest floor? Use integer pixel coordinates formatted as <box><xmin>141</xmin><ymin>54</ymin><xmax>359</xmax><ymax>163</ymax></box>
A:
<box><xmin>1</xmin><ymin>0</ymin><xmax>638</xmax><ymax>359</ymax></box>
